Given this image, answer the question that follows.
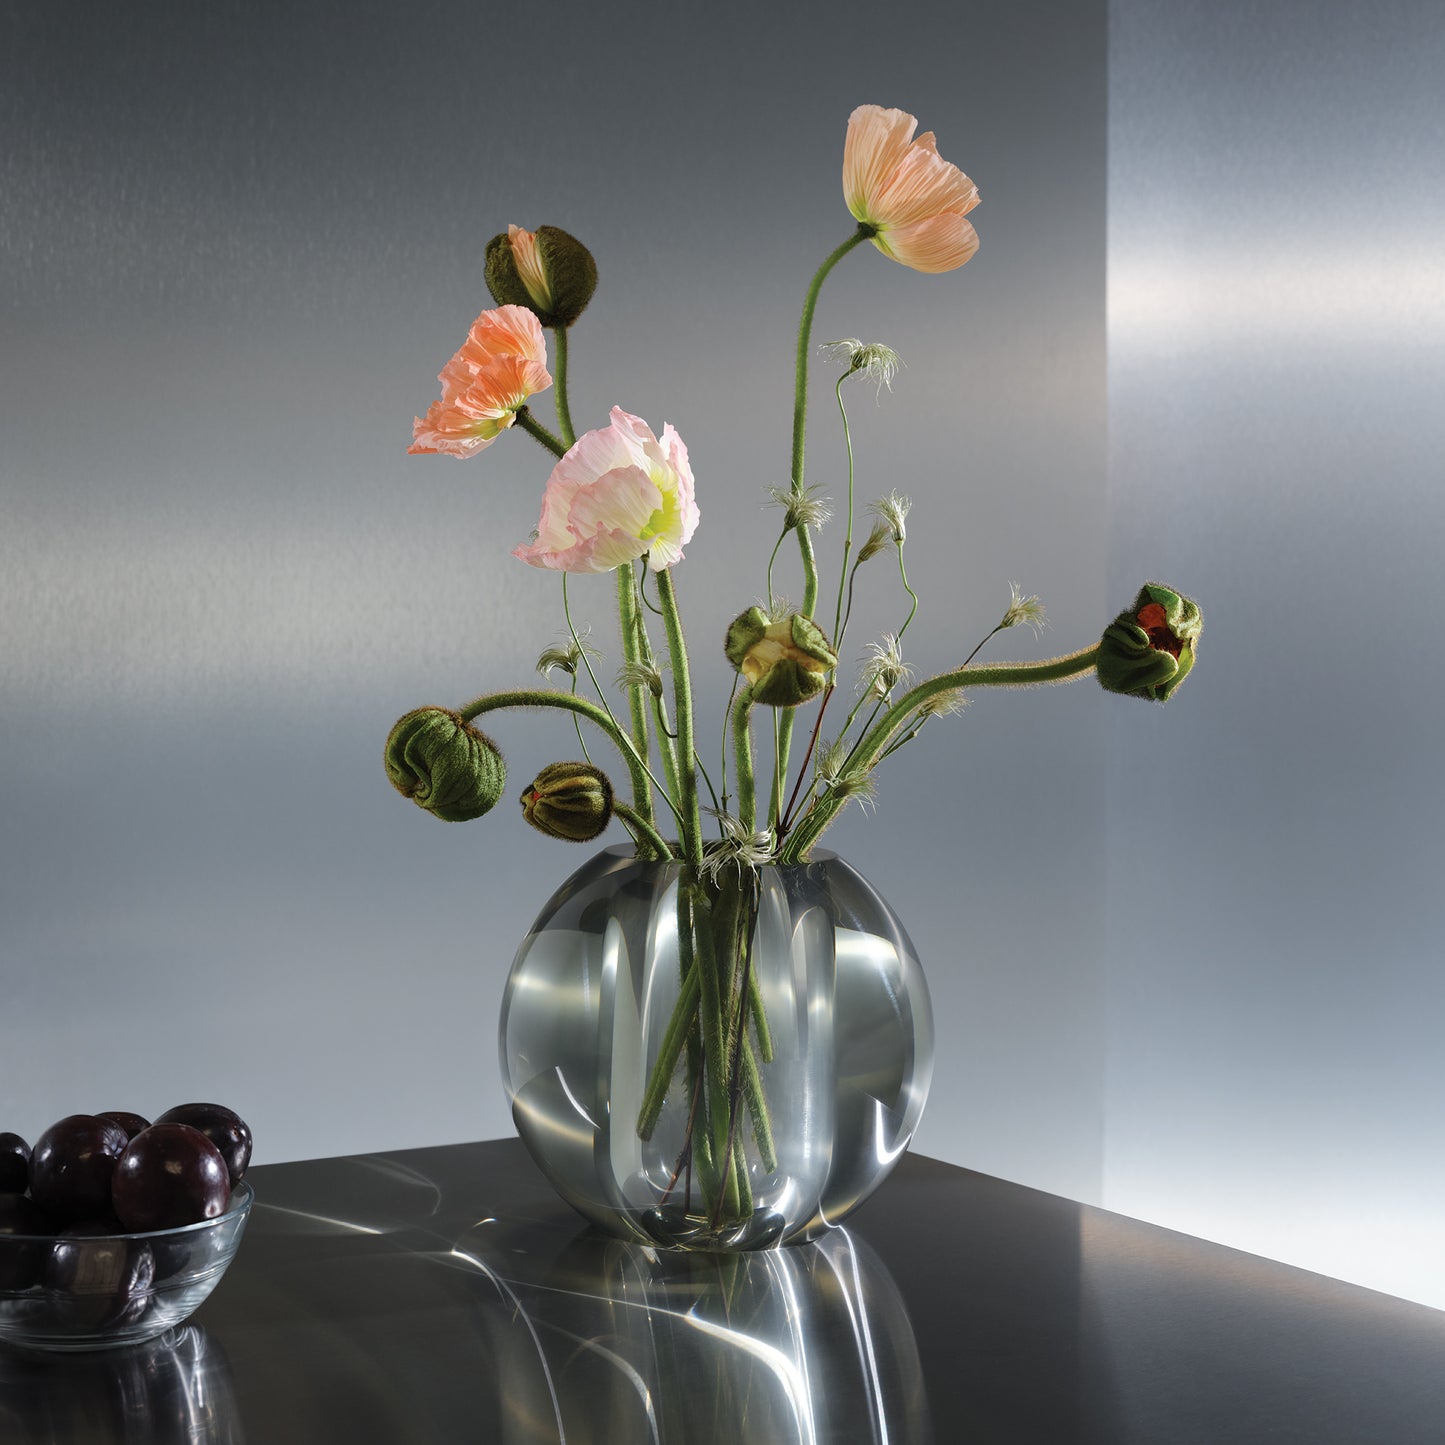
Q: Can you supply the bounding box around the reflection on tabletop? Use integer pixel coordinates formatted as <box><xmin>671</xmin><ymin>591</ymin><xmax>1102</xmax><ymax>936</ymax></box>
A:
<box><xmin>0</xmin><ymin>1325</ymin><xmax>243</xmax><ymax>1445</ymax></box>
<box><xmin>254</xmin><ymin>1154</ymin><xmax>933</xmax><ymax>1445</ymax></box>
<box><xmin>449</xmin><ymin>1215</ymin><xmax>933</xmax><ymax>1445</ymax></box>
<box><xmin>1</xmin><ymin>1149</ymin><xmax>932</xmax><ymax>1445</ymax></box>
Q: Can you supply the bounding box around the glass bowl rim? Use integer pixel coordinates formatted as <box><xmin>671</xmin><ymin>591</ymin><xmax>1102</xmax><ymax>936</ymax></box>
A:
<box><xmin>0</xmin><ymin>1179</ymin><xmax>253</xmax><ymax>1244</ymax></box>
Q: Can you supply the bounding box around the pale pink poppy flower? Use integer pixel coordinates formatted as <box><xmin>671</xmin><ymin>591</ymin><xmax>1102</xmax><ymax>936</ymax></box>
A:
<box><xmin>514</xmin><ymin>407</ymin><xmax>700</xmax><ymax>574</ymax></box>
<box><xmin>410</xmin><ymin>304</ymin><xmax>552</xmax><ymax>459</ymax></box>
<box><xmin>843</xmin><ymin>105</ymin><xmax>980</xmax><ymax>274</ymax></box>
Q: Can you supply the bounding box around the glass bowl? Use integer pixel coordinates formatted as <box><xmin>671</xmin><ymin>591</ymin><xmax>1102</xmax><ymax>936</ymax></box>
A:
<box><xmin>0</xmin><ymin>1182</ymin><xmax>253</xmax><ymax>1352</ymax></box>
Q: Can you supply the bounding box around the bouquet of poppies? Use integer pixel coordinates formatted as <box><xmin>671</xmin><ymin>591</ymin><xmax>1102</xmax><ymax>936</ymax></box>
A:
<box><xmin>384</xmin><ymin>105</ymin><xmax>1200</xmax><ymax>1236</ymax></box>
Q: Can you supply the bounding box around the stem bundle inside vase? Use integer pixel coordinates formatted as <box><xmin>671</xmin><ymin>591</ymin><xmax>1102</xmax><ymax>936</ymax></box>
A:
<box><xmin>633</xmin><ymin>867</ymin><xmax>778</xmax><ymax>1235</ymax></box>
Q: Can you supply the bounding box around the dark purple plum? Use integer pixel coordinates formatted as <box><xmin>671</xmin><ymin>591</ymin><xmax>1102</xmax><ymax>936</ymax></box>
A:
<box><xmin>112</xmin><ymin>1124</ymin><xmax>230</xmax><ymax>1232</ymax></box>
<box><xmin>28</xmin><ymin>1115</ymin><xmax>130</xmax><ymax>1224</ymax></box>
<box><xmin>0</xmin><ymin>1194</ymin><xmax>52</xmax><ymax>1235</ymax></box>
<box><xmin>0</xmin><ymin>1194</ymin><xmax>53</xmax><ymax>1291</ymax></box>
<box><xmin>42</xmin><ymin>1223</ymin><xmax>156</xmax><ymax>1329</ymax></box>
<box><xmin>0</xmin><ymin>1132</ymin><xmax>29</xmax><ymax>1194</ymax></box>
<box><xmin>154</xmin><ymin>1103</ymin><xmax>252</xmax><ymax>1184</ymax></box>
<box><xmin>150</xmin><ymin>1220</ymin><xmax>223</xmax><ymax>1282</ymax></box>
<box><xmin>97</xmin><ymin>1111</ymin><xmax>151</xmax><ymax>1142</ymax></box>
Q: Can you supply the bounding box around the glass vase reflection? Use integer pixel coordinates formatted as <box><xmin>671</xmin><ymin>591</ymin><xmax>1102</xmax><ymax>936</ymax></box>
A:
<box><xmin>457</xmin><ymin>1218</ymin><xmax>932</xmax><ymax>1445</ymax></box>
<box><xmin>499</xmin><ymin>846</ymin><xmax>933</xmax><ymax>1250</ymax></box>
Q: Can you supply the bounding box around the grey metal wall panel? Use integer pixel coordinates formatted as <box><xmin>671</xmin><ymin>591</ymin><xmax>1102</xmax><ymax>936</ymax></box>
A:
<box><xmin>1107</xmin><ymin>0</ymin><xmax>1445</xmax><ymax>1306</ymax></box>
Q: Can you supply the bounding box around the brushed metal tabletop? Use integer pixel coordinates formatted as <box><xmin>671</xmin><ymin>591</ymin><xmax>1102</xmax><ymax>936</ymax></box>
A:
<box><xmin>2</xmin><ymin>1138</ymin><xmax>1442</xmax><ymax>1444</ymax></box>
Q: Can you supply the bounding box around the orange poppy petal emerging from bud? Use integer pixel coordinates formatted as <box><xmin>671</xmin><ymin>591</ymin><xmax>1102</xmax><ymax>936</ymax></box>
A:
<box><xmin>843</xmin><ymin>105</ymin><xmax>980</xmax><ymax>274</ymax></box>
<box><xmin>507</xmin><ymin>225</ymin><xmax>553</xmax><ymax>311</ymax></box>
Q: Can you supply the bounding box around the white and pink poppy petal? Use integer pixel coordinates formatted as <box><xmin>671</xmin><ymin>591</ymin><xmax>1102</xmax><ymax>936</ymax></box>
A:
<box><xmin>513</xmin><ymin>527</ymin><xmax>647</xmax><ymax>574</ymax></box>
<box><xmin>565</xmin><ymin>473</ymin><xmax>663</xmax><ymax>552</ymax></box>
<box><xmin>558</xmin><ymin>414</ymin><xmax>650</xmax><ymax>484</ymax></box>
<box><xmin>513</xmin><ymin>410</ymin><xmax>700</xmax><ymax>575</ymax></box>
<box><xmin>658</xmin><ymin>424</ymin><xmax>700</xmax><ymax>556</ymax></box>
<box><xmin>605</xmin><ymin>407</ymin><xmax>669</xmax><ymax>461</ymax></box>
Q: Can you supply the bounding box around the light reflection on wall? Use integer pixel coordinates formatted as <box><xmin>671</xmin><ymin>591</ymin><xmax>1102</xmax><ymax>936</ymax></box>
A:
<box><xmin>1112</xmin><ymin>252</ymin><xmax>1445</xmax><ymax>347</ymax></box>
<box><xmin>1106</xmin><ymin>0</ymin><xmax>1445</xmax><ymax>1309</ymax></box>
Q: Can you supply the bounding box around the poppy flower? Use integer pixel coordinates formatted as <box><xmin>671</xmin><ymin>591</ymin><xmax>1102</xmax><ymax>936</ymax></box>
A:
<box><xmin>513</xmin><ymin>407</ymin><xmax>699</xmax><ymax>574</ymax></box>
<box><xmin>843</xmin><ymin>104</ymin><xmax>980</xmax><ymax>274</ymax></box>
<box><xmin>409</xmin><ymin>305</ymin><xmax>552</xmax><ymax>459</ymax></box>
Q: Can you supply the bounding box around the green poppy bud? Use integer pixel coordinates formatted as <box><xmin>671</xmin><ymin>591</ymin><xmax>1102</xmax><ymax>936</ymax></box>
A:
<box><xmin>385</xmin><ymin>707</ymin><xmax>506</xmax><ymax>822</ymax></box>
<box><xmin>521</xmin><ymin>762</ymin><xmax>614</xmax><ymax>842</ymax></box>
<box><xmin>724</xmin><ymin>607</ymin><xmax>838</xmax><ymax>708</ymax></box>
<box><xmin>1096</xmin><ymin>583</ymin><xmax>1202</xmax><ymax>702</ymax></box>
<box><xmin>484</xmin><ymin>225</ymin><xmax>598</xmax><ymax>329</ymax></box>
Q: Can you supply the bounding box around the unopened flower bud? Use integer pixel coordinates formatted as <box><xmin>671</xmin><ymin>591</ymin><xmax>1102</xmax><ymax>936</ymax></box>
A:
<box><xmin>485</xmin><ymin>225</ymin><xmax>598</xmax><ymax>329</ymax></box>
<box><xmin>724</xmin><ymin>606</ymin><xmax>838</xmax><ymax>707</ymax></box>
<box><xmin>385</xmin><ymin>708</ymin><xmax>506</xmax><ymax>821</ymax></box>
<box><xmin>1096</xmin><ymin>583</ymin><xmax>1202</xmax><ymax>702</ymax></box>
<box><xmin>520</xmin><ymin>762</ymin><xmax>614</xmax><ymax>842</ymax></box>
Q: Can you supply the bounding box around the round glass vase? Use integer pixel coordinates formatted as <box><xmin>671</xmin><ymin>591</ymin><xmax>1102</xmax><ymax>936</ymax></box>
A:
<box><xmin>499</xmin><ymin>845</ymin><xmax>934</xmax><ymax>1251</ymax></box>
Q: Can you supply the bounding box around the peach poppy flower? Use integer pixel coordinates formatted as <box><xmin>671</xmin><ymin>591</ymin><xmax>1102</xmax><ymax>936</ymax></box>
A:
<box><xmin>843</xmin><ymin>105</ymin><xmax>980</xmax><ymax>274</ymax></box>
<box><xmin>513</xmin><ymin>407</ymin><xmax>699</xmax><ymax>574</ymax></box>
<box><xmin>409</xmin><ymin>305</ymin><xmax>552</xmax><ymax>459</ymax></box>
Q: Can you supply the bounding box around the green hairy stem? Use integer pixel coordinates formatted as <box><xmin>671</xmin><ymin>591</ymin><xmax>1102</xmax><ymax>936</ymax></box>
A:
<box><xmin>550</xmin><ymin>327</ymin><xmax>576</xmax><ymax>447</ymax></box>
<box><xmin>457</xmin><ymin>686</ymin><xmax>681</xmax><ymax>836</ymax></box>
<box><xmin>615</xmin><ymin>565</ymin><xmax>658</xmax><ymax>834</ymax></box>
<box><xmin>780</xmin><ymin>645</ymin><xmax>1102</xmax><ymax>861</ymax></box>
<box><xmin>772</xmin><ymin>226</ymin><xmax>872</xmax><ymax>827</ymax></box>
<box><xmin>612</xmin><ymin>802</ymin><xmax>674</xmax><ymax>863</ymax></box>
<box><xmin>514</xmin><ymin>407</ymin><xmax>566</xmax><ymax>457</ymax></box>
<box><xmin>654</xmin><ymin>568</ymin><xmax>705</xmax><ymax>875</ymax></box>
<box><xmin>731</xmin><ymin>687</ymin><xmax>758</xmax><ymax>832</ymax></box>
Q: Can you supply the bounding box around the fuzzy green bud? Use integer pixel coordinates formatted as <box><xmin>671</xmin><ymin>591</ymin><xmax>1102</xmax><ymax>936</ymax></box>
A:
<box><xmin>724</xmin><ymin>606</ymin><xmax>838</xmax><ymax>708</ymax></box>
<box><xmin>484</xmin><ymin>225</ymin><xmax>598</xmax><ymax>329</ymax></box>
<box><xmin>1096</xmin><ymin>583</ymin><xmax>1202</xmax><ymax>702</ymax></box>
<box><xmin>520</xmin><ymin>761</ymin><xmax>614</xmax><ymax>842</ymax></box>
<box><xmin>385</xmin><ymin>707</ymin><xmax>506</xmax><ymax>821</ymax></box>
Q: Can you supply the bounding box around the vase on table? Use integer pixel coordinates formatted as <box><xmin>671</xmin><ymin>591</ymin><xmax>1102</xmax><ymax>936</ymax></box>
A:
<box><xmin>499</xmin><ymin>844</ymin><xmax>933</xmax><ymax>1251</ymax></box>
